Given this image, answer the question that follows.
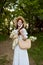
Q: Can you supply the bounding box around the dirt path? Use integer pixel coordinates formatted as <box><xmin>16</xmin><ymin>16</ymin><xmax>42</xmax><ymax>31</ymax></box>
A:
<box><xmin>0</xmin><ymin>38</ymin><xmax>36</xmax><ymax>65</ymax></box>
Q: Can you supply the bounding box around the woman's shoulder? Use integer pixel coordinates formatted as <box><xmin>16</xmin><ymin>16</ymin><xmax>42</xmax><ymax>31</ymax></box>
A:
<box><xmin>20</xmin><ymin>28</ymin><xmax>28</xmax><ymax>35</ymax></box>
<box><xmin>20</xmin><ymin>28</ymin><xmax>26</xmax><ymax>31</ymax></box>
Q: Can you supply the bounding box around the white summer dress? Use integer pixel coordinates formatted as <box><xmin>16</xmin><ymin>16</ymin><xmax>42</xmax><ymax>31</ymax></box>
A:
<box><xmin>12</xmin><ymin>28</ymin><xmax>30</xmax><ymax>65</ymax></box>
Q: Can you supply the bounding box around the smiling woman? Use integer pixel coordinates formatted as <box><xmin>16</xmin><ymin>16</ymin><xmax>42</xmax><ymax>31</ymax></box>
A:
<box><xmin>10</xmin><ymin>16</ymin><xmax>31</xmax><ymax>65</ymax></box>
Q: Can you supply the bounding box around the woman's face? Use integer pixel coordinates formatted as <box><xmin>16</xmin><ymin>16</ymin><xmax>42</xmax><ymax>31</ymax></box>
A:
<box><xmin>17</xmin><ymin>20</ymin><xmax>23</xmax><ymax>27</ymax></box>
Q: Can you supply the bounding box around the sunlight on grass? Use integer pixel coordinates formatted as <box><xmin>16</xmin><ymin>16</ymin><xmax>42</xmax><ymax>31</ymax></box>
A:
<box><xmin>0</xmin><ymin>55</ymin><xmax>10</xmax><ymax>65</ymax></box>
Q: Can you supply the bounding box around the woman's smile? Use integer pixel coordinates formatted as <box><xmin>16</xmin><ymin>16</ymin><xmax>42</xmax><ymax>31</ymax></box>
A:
<box><xmin>18</xmin><ymin>20</ymin><xmax>23</xmax><ymax>27</ymax></box>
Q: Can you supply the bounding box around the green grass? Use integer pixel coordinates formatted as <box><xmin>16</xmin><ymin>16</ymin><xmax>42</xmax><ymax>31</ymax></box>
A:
<box><xmin>28</xmin><ymin>32</ymin><xmax>43</xmax><ymax>65</ymax></box>
<box><xmin>0</xmin><ymin>34</ymin><xmax>8</xmax><ymax>41</ymax></box>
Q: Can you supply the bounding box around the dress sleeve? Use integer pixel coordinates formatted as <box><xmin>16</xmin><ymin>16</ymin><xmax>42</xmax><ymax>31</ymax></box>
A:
<box><xmin>20</xmin><ymin>28</ymin><xmax>28</xmax><ymax>39</ymax></box>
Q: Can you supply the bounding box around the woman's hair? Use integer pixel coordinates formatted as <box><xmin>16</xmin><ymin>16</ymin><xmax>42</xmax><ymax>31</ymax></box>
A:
<box><xmin>16</xmin><ymin>18</ymin><xmax>25</xmax><ymax>35</ymax></box>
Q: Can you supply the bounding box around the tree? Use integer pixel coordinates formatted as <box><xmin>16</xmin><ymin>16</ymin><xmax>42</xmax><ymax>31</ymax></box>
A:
<box><xmin>0</xmin><ymin>0</ymin><xmax>43</xmax><ymax>35</ymax></box>
<box><xmin>17</xmin><ymin>0</ymin><xmax>43</xmax><ymax>33</ymax></box>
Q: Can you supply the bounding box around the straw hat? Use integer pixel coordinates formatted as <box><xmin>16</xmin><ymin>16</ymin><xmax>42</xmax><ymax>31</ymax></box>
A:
<box><xmin>13</xmin><ymin>16</ymin><xmax>27</xmax><ymax>28</ymax></box>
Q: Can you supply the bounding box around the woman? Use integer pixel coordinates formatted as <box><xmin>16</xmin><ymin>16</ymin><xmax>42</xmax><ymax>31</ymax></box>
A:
<box><xmin>10</xmin><ymin>16</ymin><xmax>31</xmax><ymax>65</ymax></box>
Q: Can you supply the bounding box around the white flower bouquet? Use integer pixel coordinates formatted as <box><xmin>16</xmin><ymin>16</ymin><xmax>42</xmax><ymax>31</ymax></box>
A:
<box><xmin>29</xmin><ymin>36</ymin><xmax>37</xmax><ymax>42</ymax></box>
<box><xmin>10</xmin><ymin>30</ymin><xmax>18</xmax><ymax>49</ymax></box>
<box><xmin>12</xmin><ymin>38</ymin><xmax>18</xmax><ymax>49</ymax></box>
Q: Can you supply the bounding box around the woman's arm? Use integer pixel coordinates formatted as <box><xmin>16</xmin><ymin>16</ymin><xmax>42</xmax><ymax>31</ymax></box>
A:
<box><xmin>20</xmin><ymin>28</ymin><xmax>28</xmax><ymax>40</ymax></box>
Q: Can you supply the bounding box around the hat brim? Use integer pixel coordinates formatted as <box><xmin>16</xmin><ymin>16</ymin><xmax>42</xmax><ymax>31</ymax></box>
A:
<box><xmin>13</xmin><ymin>16</ymin><xmax>27</xmax><ymax>28</ymax></box>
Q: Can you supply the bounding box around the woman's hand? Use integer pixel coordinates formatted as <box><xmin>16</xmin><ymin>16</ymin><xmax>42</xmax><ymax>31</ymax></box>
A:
<box><xmin>18</xmin><ymin>24</ymin><xmax>23</xmax><ymax>32</ymax></box>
